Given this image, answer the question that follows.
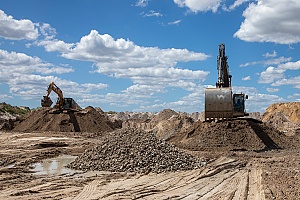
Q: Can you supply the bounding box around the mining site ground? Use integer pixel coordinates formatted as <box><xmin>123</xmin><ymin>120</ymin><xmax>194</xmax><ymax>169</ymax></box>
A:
<box><xmin>1</xmin><ymin>128</ymin><xmax>300</xmax><ymax>200</ymax></box>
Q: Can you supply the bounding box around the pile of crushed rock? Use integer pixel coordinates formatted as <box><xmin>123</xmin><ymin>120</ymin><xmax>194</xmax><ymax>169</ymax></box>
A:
<box><xmin>68</xmin><ymin>128</ymin><xmax>205</xmax><ymax>174</ymax></box>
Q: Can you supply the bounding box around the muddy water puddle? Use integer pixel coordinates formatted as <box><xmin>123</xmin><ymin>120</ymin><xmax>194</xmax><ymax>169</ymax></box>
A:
<box><xmin>32</xmin><ymin>155</ymin><xmax>78</xmax><ymax>175</ymax></box>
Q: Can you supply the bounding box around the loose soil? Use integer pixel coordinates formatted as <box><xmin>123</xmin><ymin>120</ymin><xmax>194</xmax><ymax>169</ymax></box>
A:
<box><xmin>0</xmin><ymin>102</ymin><xmax>300</xmax><ymax>199</ymax></box>
<box><xmin>13</xmin><ymin>106</ymin><xmax>114</xmax><ymax>133</ymax></box>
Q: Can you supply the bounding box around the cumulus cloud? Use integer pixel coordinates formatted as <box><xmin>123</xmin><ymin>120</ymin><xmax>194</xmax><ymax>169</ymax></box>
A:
<box><xmin>234</xmin><ymin>0</ymin><xmax>300</xmax><ymax>44</ymax></box>
<box><xmin>0</xmin><ymin>10</ymin><xmax>38</xmax><ymax>40</ymax></box>
<box><xmin>258</xmin><ymin>66</ymin><xmax>285</xmax><ymax>84</ymax></box>
<box><xmin>36</xmin><ymin>30</ymin><xmax>209</xmax><ymax>101</ymax></box>
<box><xmin>81</xmin><ymin>83</ymin><xmax>108</xmax><ymax>91</ymax></box>
<box><xmin>0</xmin><ymin>49</ymin><xmax>106</xmax><ymax>100</ymax></box>
<box><xmin>0</xmin><ymin>93</ymin><xmax>13</xmax><ymax>100</ymax></box>
<box><xmin>272</xmin><ymin>76</ymin><xmax>300</xmax><ymax>89</ymax></box>
<box><xmin>39</xmin><ymin>23</ymin><xmax>57</xmax><ymax>39</ymax></box>
<box><xmin>266</xmin><ymin>87</ymin><xmax>279</xmax><ymax>93</ymax></box>
<box><xmin>278</xmin><ymin>60</ymin><xmax>300</xmax><ymax>70</ymax></box>
<box><xmin>174</xmin><ymin>0</ymin><xmax>222</xmax><ymax>13</ymax></box>
<box><xmin>233</xmin><ymin>86</ymin><xmax>284</xmax><ymax>112</ymax></box>
<box><xmin>259</xmin><ymin>59</ymin><xmax>300</xmax><ymax>88</ymax></box>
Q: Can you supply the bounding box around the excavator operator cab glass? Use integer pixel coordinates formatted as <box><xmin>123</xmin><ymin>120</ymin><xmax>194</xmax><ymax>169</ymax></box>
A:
<box><xmin>233</xmin><ymin>94</ymin><xmax>244</xmax><ymax>113</ymax></box>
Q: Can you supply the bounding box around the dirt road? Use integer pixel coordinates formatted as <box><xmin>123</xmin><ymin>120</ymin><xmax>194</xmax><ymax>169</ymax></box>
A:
<box><xmin>0</xmin><ymin>131</ymin><xmax>299</xmax><ymax>199</ymax></box>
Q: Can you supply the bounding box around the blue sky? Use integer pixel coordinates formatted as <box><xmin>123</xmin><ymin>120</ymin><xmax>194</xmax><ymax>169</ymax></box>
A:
<box><xmin>0</xmin><ymin>0</ymin><xmax>299</xmax><ymax>113</ymax></box>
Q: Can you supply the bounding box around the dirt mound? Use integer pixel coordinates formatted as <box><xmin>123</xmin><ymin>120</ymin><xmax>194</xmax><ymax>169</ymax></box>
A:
<box><xmin>150</xmin><ymin>109</ymin><xmax>178</xmax><ymax>124</ymax></box>
<box><xmin>13</xmin><ymin>106</ymin><xmax>114</xmax><ymax>132</ymax></box>
<box><xmin>263</xmin><ymin>102</ymin><xmax>300</xmax><ymax>123</ymax></box>
<box><xmin>121</xmin><ymin>109</ymin><xmax>195</xmax><ymax>140</ymax></box>
<box><xmin>153</xmin><ymin>115</ymin><xmax>194</xmax><ymax>140</ymax></box>
<box><xmin>169</xmin><ymin>119</ymin><xmax>299</xmax><ymax>152</ymax></box>
<box><xmin>68</xmin><ymin>128</ymin><xmax>204</xmax><ymax>174</ymax></box>
<box><xmin>262</xmin><ymin>102</ymin><xmax>300</xmax><ymax>135</ymax></box>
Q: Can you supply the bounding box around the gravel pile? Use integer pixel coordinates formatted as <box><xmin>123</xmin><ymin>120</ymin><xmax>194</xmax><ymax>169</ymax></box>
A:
<box><xmin>68</xmin><ymin>128</ymin><xmax>204</xmax><ymax>173</ymax></box>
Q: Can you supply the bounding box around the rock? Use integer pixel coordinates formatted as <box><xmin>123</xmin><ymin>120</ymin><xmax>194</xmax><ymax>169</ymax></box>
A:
<box><xmin>68</xmin><ymin>128</ymin><xmax>204</xmax><ymax>174</ymax></box>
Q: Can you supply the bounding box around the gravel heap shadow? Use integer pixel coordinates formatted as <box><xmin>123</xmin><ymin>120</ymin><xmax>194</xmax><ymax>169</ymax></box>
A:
<box><xmin>68</xmin><ymin>128</ymin><xmax>204</xmax><ymax>173</ymax></box>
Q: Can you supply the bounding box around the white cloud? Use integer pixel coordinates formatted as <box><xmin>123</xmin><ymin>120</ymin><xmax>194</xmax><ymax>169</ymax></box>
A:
<box><xmin>0</xmin><ymin>10</ymin><xmax>38</xmax><ymax>40</ymax></box>
<box><xmin>272</xmin><ymin>76</ymin><xmax>300</xmax><ymax>89</ymax></box>
<box><xmin>39</xmin><ymin>23</ymin><xmax>57</xmax><ymax>39</ymax></box>
<box><xmin>225</xmin><ymin>0</ymin><xmax>249</xmax><ymax>11</ymax></box>
<box><xmin>259</xmin><ymin>60</ymin><xmax>300</xmax><ymax>88</ymax></box>
<box><xmin>264</xmin><ymin>56</ymin><xmax>292</xmax><ymax>66</ymax></box>
<box><xmin>233</xmin><ymin>86</ymin><xmax>284</xmax><ymax>112</ymax></box>
<box><xmin>137</xmin><ymin>85</ymin><xmax>285</xmax><ymax>112</ymax></box>
<box><xmin>266</xmin><ymin>87</ymin><xmax>279</xmax><ymax>93</ymax></box>
<box><xmin>135</xmin><ymin>0</ymin><xmax>149</xmax><ymax>7</ymax></box>
<box><xmin>240</xmin><ymin>56</ymin><xmax>291</xmax><ymax>67</ymax></box>
<box><xmin>287</xmin><ymin>93</ymin><xmax>300</xmax><ymax>101</ymax></box>
<box><xmin>174</xmin><ymin>0</ymin><xmax>222</xmax><ymax>13</ymax></box>
<box><xmin>263</xmin><ymin>50</ymin><xmax>277</xmax><ymax>58</ymax></box>
<box><xmin>234</xmin><ymin>0</ymin><xmax>300</xmax><ymax>44</ymax></box>
<box><xmin>258</xmin><ymin>66</ymin><xmax>285</xmax><ymax>84</ymax></box>
<box><xmin>142</xmin><ymin>10</ymin><xmax>163</xmax><ymax>17</ymax></box>
<box><xmin>242</xmin><ymin>76</ymin><xmax>251</xmax><ymax>81</ymax></box>
<box><xmin>36</xmin><ymin>39</ymin><xmax>74</xmax><ymax>52</ymax></box>
<box><xmin>81</xmin><ymin>83</ymin><xmax>108</xmax><ymax>91</ymax></box>
<box><xmin>0</xmin><ymin>49</ymin><xmax>106</xmax><ymax>101</ymax></box>
<box><xmin>167</xmin><ymin>20</ymin><xmax>182</xmax><ymax>25</ymax></box>
<box><xmin>36</xmin><ymin>30</ymin><xmax>210</xmax><ymax>102</ymax></box>
<box><xmin>278</xmin><ymin>60</ymin><xmax>300</xmax><ymax>70</ymax></box>
<box><xmin>0</xmin><ymin>93</ymin><xmax>13</xmax><ymax>100</ymax></box>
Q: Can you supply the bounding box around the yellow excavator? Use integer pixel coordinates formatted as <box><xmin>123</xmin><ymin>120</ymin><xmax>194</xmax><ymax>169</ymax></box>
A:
<box><xmin>41</xmin><ymin>82</ymin><xmax>81</xmax><ymax>111</ymax></box>
<box><xmin>205</xmin><ymin>44</ymin><xmax>248</xmax><ymax>121</ymax></box>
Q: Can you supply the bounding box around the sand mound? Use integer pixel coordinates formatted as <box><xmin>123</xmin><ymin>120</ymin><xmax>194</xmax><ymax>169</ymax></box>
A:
<box><xmin>153</xmin><ymin>115</ymin><xmax>194</xmax><ymax>140</ymax></box>
<box><xmin>150</xmin><ymin>109</ymin><xmax>178</xmax><ymax>124</ymax></box>
<box><xmin>262</xmin><ymin>102</ymin><xmax>300</xmax><ymax>135</ymax></box>
<box><xmin>263</xmin><ymin>102</ymin><xmax>300</xmax><ymax>123</ymax></box>
<box><xmin>169</xmin><ymin>119</ymin><xmax>299</xmax><ymax>152</ymax></box>
<box><xmin>68</xmin><ymin>128</ymin><xmax>204</xmax><ymax>174</ymax></box>
<box><xmin>13</xmin><ymin>106</ymin><xmax>114</xmax><ymax>132</ymax></box>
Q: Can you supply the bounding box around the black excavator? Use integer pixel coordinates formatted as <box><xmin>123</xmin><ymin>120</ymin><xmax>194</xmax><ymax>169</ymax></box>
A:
<box><xmin>41</xmin><ymin>82</ymin><xmax>81</xmax><ymax>112</ymax></box>
<box><xmin>204</xmin><ymin>44</ymin><xmax>248</xmax><ymax>120</ymax></box>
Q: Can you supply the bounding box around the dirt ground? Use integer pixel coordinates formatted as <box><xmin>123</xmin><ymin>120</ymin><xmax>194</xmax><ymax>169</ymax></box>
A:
<box><xmin>1</xmin><ymin>128</ymin><xmax>300</xmax><ymax>200</ymax></box>
<box><xmin>0</xmin><ymin>103</ymin><xmax>299</xmax><ymax>199</ymax></box>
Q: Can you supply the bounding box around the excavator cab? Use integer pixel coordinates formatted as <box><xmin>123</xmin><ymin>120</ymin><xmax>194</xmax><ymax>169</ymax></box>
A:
<box><xmin>233</xmin><ymin>93</ymin><xmax>248</xmax><ymax>117</ymax></box>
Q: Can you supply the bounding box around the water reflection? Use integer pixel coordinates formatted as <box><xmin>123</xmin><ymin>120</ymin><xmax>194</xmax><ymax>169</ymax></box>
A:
<box><xmin>32</xmin><ymin>155</ymin><xmax>77</xmax><ymax>175</ymax></box>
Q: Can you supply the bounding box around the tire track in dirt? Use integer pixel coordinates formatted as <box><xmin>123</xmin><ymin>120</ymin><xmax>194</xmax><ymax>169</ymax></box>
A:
<box><xmin>73</xmin><ymin>180</ymin><xmax>103</xmax><ymax>200</ymax></box>
<box><xmin>84</xmin><ymin>157</ymin><xmax>266</xmax><ymax>200</ymax></box>
<box><xmin>248</xmin><ymin>166</ymin><xmax>265</xmax><ymax>200</ymax></box>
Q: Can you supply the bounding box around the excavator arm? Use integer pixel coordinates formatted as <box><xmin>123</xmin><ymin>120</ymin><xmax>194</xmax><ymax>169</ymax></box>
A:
<box><xmin>41</xmin><ymin>82</ymin><xmax>64</xmax><ymax>109</ymax></box>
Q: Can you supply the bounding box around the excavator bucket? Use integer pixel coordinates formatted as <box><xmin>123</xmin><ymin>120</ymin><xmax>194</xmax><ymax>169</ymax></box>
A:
<box><xmin>41</xmin><ymin>96</ymin><xmax>53</xmax><ymax>107</ymax></box>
